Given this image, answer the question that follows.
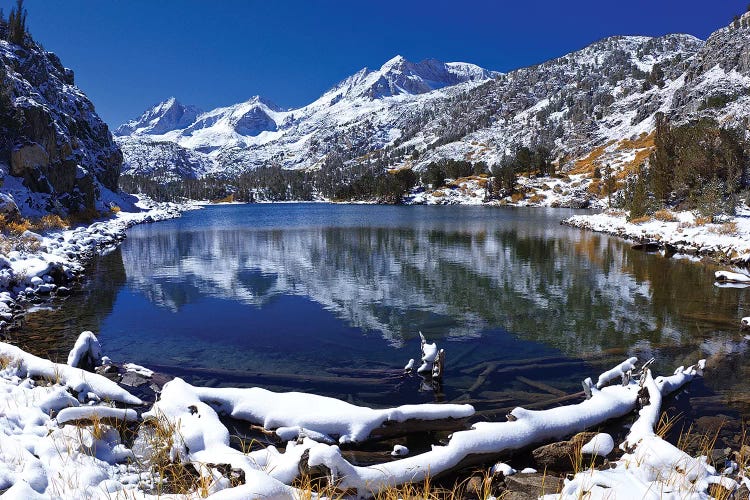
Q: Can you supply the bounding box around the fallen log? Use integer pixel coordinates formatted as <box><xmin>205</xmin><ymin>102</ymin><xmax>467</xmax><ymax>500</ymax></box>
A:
<box><xmin>298</xmin><ymin>357</ymin><xmax>708</xmax><ymax>497</ymax></box>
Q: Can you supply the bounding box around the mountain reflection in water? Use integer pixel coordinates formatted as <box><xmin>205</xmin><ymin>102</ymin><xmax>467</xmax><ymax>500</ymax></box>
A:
<box><xmin>17</xmin><ymin>204</ymin><xmax>750</xmax><ymax>417</ymax></box>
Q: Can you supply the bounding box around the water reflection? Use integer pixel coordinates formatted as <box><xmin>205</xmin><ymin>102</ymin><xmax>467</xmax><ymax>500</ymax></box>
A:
<box><xmin>16</xmin><ymin>204</ymin><xmax>750</xmax><ymax>414</ymax></box>
<box><xmin>120</xmin><ymin>207</ymin><xmax>748</xmax><ymax>357</ymax></box>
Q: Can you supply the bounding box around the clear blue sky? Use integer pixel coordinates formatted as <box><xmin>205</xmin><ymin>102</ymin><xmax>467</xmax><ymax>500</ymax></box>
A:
<box><xmin>4</xmin><ymin>0</ymin><xmax>745</xmax><ymax>127</ymax></box>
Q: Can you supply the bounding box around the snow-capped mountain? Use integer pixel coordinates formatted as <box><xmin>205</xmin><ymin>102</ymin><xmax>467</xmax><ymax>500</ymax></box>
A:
<box><xmin>116</xmin><ymin>56</ymin><xmax>499</xmax><ymax>179</ymax></box>
<box><xmin>115</xmin><ymin>97</ymin><xmax>202</xmax><ymax>136</ymax></box>
<box><xmin>117</xmin><ymin>15</ymin><xmax>750</xmax><ymax>185</ymax></box>
<box><xmin>0</xmin><ymin>26</ymin><xmax>127</xmax><ymax>215</ymax></box>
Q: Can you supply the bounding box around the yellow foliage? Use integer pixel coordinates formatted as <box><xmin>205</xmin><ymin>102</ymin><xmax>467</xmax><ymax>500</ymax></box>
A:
<box><xmin>629</xmin><ymin>215</ymin><xmax>652</xmax><ymax>224</ymax></box>
<box><xmin>32</xmin><ymin>214</ymin><xmax>69</xmax><ymax>231</ymax></box>
<box><xmin>653</xmin><ymin>209</ymin><xmax>678</xmax><ymax>222</ymax></box>
<box><xmin>570</xmin><ymin>141</ymin><xmax>615</xmax><ymax>174</ymax></box>
<box><xmin>212</xmin><ymin>194</ymin><xmax>235</xmax><ymax>204</ymax></box>
<box><xmin>711</xmin><ymin>222</ymin><xmax>738</xmax><ymax>235</ymax></box>
<box><xmin>528</xmin><ymin>193</ymin><xmax>547</xmax><ymax>203</ymax></box>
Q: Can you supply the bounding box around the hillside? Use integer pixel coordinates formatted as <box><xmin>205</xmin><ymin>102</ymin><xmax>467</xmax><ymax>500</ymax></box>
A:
<box><xmin>0</xmin><ymin>19</ymin><xmax>132</xmax><ymax>216</ymax></box>
<box><xmin>116</xmin><ymin>15</ymin><xmax>750</xmax><ymax>207</ymax></box>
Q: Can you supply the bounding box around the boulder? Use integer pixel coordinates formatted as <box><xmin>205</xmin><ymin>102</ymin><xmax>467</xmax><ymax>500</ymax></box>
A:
<box><xmin>10</xmin><ymin>141</ymin><xmax>49</xmax><ymax>177</ymax></box>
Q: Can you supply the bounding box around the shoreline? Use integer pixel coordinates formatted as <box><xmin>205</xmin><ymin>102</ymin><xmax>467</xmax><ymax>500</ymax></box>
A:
<box><xmin>563</xmin><ymin>207</ymin><xmax>750</xmax><ymax>268</ymax></box>
<box><xmin>0</xmin><ymin>198</ymin><xmax>199</xmax><ymax>335</ymax></box>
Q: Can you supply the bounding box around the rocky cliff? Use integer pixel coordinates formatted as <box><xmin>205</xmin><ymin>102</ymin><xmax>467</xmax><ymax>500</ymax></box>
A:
<box><xmin>0</xmin><ymin>28</ymin><xmax>122</xmax><ymax>215</ymax></box>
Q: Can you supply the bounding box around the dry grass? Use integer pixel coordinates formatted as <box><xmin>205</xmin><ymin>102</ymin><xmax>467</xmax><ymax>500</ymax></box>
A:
<box><xmin>32</xmin><ymin>214</ymin><xmax>69</xmax><ymax>231</ymax></box>
<box><xmin>614</xmin><ymin>132</ymin><xmax>656</xmax><ymax>181</ymax></box>
<box><xmin>109</xmin><ymin>204</ymin><xmax>121</xmax><ymax>214</ymax></box>
<box><xmin>510</xmin><ymin>192</ymin><xmax>525</xmax><ymax>203</ymax></box>
<box><xmin>710</xmin><ymin>222</ymin><xmax>738</xmax><ymax>235</ymax></box>
<box><xmin>0</xmin><ymin>214</ymin><xmax>31</xmax><ymax>235</ymax></box>
<box><xmin>694</xmin><ymin>216</ymin><xmax>712</xmax><ymax>226</ymax></box>
<box><xmin>0</xmin><ymin>234</ymin><xmax>42</xmax><ymax>254</ymax></box>
<box><xmin>142</xmin><ymin>411</ymin><xmax>201</xmax><ymax>496</ymax></box>
<box><xmin>211</xmin><ymin>194</ymin><xmax>235</xmax><ymax>204</ymax></box>
<box><xmin>629</xmin><ymin>215</ymin><xmax>652</xmax><ymax>224</ymax></box>
<box><xmin>0</xmin><ymin>354</ymin><xmax>19</xmax><ymax>370</ymax></box>
<box><xmin>570</xmin><ymin>141</ymin><xmax>615</xmax><ymax>175</ymax></box>
<box><xmin>528</xmin><ymin>193</ymin><xmax>547</xmax><ymax>204</ymax></box>
<box><xmin>653</xmin><ymin>210</ymin><xmax>678</xmax><ymax>222</ymax></box>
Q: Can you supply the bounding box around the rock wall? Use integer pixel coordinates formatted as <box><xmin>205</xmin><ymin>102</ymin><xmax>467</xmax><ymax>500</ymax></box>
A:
<box><xmin>0</xmin><ymin>31</ymin><xmax>121</xmax><ymax>213</ymax></box>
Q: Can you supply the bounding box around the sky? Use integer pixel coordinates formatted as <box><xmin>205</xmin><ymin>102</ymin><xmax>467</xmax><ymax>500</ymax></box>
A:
<box><xmin>3</xmin><ymin>0</ymin><xmax>746</xmax><ymax>127</ymax></box>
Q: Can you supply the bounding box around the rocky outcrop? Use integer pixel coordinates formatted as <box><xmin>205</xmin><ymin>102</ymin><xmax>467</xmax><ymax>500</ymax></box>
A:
<box><xmin>0</xmin><ymin>31</ymin><xmax>122</xmax><ymax>213</ymax></box>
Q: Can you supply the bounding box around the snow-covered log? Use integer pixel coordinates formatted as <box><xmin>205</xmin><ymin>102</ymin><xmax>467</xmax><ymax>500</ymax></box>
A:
<box><xmin>66</xmin><ymin>331</ymin><xmax>102</xmax><ymax>370</ymax></box>
<box><xmin>56</xmin><ymin>406</ymin><xmax>139</xmax><ymax>425</ymax></box>
<box><xmin>182</xmin><ymin>380</ymin><xmax>474</xmax><ymax>444</ymax></box>
<box><xmin>554</xmin><ymin>360</ymin><xmax>731</xmax><ymax>500</ymax></box>
<box><xmin>715</xmin><ymin>270</ymin><xmax>750</xmax><ymax>283</ymax></box>
<box><xmin>0</xmin><ymin>342</ymin><xmax>142</xmax><ymax>405</ymax></box>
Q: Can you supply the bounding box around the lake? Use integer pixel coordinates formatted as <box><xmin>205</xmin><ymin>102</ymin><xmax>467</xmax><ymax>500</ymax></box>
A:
<box><xmin>15</xmin><ymin>203</ymin><xmax>750</xmax><ymax>424</ymax></box>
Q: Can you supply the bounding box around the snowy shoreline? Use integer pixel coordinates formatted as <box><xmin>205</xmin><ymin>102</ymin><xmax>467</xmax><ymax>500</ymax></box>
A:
<box><xmin>563</xmin><ymin>207</ymin><xmax>750</xmax><ymax>266</ymax></box>
<box><xmin>3</xmin><ymin>330</ymin><xmax>745</xmax><ymax>499</ymax></box>
<box><xmin>0</xmin><ymin>198</ymin><xmax>198</xmax><ymax>333</ymax></box>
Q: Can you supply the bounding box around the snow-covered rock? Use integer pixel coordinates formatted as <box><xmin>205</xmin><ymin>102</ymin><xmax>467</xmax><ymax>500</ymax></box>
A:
<box><xmin>0</xmin><ymin>34</ymin><xmax>122</xmax><ymax>213</ymax></box>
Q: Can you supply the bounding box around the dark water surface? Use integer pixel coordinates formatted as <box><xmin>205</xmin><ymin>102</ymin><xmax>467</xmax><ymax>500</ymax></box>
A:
<box><xmin>15</xmin><ymin>204</ymin><xmax>750</xmax><ymax>423</ymax></box>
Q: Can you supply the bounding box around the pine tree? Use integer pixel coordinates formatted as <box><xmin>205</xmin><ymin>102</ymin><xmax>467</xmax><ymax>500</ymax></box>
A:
<box><xmin>649</xmin><ymin>112</ymin><xmax>674</xmax><ymax>206</ymax></box>
<box><xmin>626</xmin><ymin>166</ymin><xmax>650</xmax><ymax>220</ymax></box>
<box><xmin>8</xmin><ymin>0</ymin><xmax>26</xmax><ymax>45</ymax></box>
<box><xmin>603</xmin><ymin>163</ymin><xmax>616</xmax><ymax>208</ymax></box>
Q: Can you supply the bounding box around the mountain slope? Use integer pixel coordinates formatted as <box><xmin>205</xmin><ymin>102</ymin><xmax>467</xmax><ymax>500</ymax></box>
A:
<box><xmin>117</xmin><ymin>17</ymin><xmax>750</xmax><ymax>193</ymax></box>
<box><xmin>0</xmin><ymin>25</ymin><xmax>127</xmax><ymax>215</ymax></box>
<box><xmin>115</xmin><ymin>97</ymin><xmax>202</xmax><ymax>136</ymax></box>
<box><xmin>116</xmin><ymin>56</ymin><xmax>499</xmax><ymax>178</ymax></box>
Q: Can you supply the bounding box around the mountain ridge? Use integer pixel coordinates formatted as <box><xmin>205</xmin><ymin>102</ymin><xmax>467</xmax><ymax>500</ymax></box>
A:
<box><xmin>116</xmin><ymin>20</ymin><xmax>750</xmax><ymax>195</ymax></box>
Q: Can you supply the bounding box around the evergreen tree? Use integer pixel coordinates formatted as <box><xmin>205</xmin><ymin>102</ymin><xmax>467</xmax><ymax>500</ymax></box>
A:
<box><xmin>626</xmin><ymin>166</ymin><xmax>650</xmax><ymax>220</ymax></box>
<box><xmin>649</xmin><ymin>112</ymin><xmax>674</xmax><ymax>206</ymax></box>
<box><xmin>8</xmin><ymin>0</ymin><xmax>27</xmax><ymax>45</ymax></box>
<box><xmin>603</xmin><ymin>163</ymin><xmax>616</xmax><ymax>208</ymax></box>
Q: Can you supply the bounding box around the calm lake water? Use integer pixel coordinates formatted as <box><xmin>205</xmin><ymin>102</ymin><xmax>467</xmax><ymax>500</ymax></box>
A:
<box><xmin>15</xmin><ymin>204</ymin><xmax>750</xmax><ymax>423</ymax></box>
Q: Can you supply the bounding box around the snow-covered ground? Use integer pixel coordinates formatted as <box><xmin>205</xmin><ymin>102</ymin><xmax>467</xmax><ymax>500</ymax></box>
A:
<box><xmin>405</xmin><ymin>172</ymin><xmax>602</xmax><ymax>208</ymax></box>
<box><xmin>2</xmin><ymin>333</ymin><xmax>745</xmax><ymax>499</ymax></box>
<box><xmin>565</xmin><ymin>207</ymin><xmax>750</xmax><ymax>265</ymax></box>
<box><xmin>0</xmin><ymin>197</ymin><xmax>197</xmax><ymax>331</ymax></box>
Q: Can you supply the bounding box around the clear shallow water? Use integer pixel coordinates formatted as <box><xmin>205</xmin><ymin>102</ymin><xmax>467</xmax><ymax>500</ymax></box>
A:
<box><xmin>15</xmin><ymin>204</ymin><xmax>750</xmax><ymax>419</ymax></box>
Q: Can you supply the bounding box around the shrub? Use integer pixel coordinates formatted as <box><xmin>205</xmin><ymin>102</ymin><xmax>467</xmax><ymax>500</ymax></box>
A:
<box><xmin>32</xmin><ymin>214</ymin><xmax>69</xmax><ymax>231</ymax></box>
<box><xmin>711</xmin><ymin>222</ymin><xmax>738</xmax><ymax>235</ymax></box>
<box><xmin>653</xmin><ymin>209</ymin><xmax>678</xmax><ymax>222</ymax></box>
<box><xmin>629</xmin><ymin>215</ymin><xmax>652</xmax><ymax>224</ymax></box>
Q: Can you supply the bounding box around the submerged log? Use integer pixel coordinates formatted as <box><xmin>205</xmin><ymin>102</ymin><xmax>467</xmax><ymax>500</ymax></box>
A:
<box><xmin>297</xmin><ymin>357</ymin><xmax>706</xmax><ymax>496</ymax></box>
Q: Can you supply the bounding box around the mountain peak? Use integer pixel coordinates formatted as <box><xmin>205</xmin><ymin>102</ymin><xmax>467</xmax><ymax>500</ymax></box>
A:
<box><xmin>116</xmin><ymin>98</ymin><xmax>202</xmax><ymax>136</ymax></box>
<box><xmin>380</xmin><ymin>55</ymin><xmax>407</xmax><ymax>70</ymax></box>
<box><xmin>245</xmin><ymin>95</ymin><xmax>281</xmax><ymax>111</ymax></box>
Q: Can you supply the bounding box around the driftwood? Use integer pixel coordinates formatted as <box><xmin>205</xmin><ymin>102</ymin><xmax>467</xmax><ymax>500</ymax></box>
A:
<box><xmin>295</xmin><ymin>358</ymin><xmax>705</xmax><ymax>496</ymax></box>
<box><xmin>147</xmin><ymin>362</ymin><xmax>395</xmax><ymax>386</ymax></box>
<box><xmin>515</xmin><ymin>376</ymin><xmax>567</xmax><ymax>396</ymax></box>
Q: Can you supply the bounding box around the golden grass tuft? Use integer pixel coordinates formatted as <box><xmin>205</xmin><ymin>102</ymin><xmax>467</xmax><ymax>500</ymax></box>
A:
<box><xmin>653</xmin><ymin>209</ymin><xmax>678</xmax><ymax>222</ymax></box>
<box><xmin>32</xmin><ymin>214</ymin><xmax>69</xmax><ymax>231</ymax></box>
<box><xmin>510</xmin><ymin>192</ymin><xmax>525</xmax><ymax>203</ymax></box>
<box><xmin>211</xmin><ymin>194</ymin><xmax>235</xmax><ymax>204</ymax></box>
<box><xmin>710</xmin><ymin>222</ymin><xmax>738</xmax><ymax>235</ymax></box>
<box><xmin>694</xmin><ymin>216</ymin><xmax>712</xmax><ymax>226</ymax></box>
<box><xmin>629</xmin><ymin>215</ymin><xmax>652</xmax><ymax>224</ymax></box>
<box><xmin>528</xmin><ymin>193</ymin><xmax>547</xmax><ymax>204</ymax></box>
<box><xmin>570</xmin><ymin>141</ymin><xmax>615</xmax><ymax>175</ymax></box>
